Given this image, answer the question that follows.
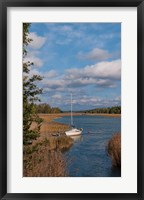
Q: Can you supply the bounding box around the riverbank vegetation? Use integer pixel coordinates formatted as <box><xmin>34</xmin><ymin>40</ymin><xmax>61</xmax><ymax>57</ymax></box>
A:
<box><xmin>24</xmin><ymin>114</ymin><xmax>73</xmax><ymax>177</ymax></box>
<box><xmin>107</xmin><ymin>133</ymin><xmax>121</xmax><ymax>168</ymax></box>
<box><xmin>23</xmin><ymin>138</ymin><xmax>70</xmax><ymax>177</ymax></box>
<box><xmin>83</xmin><ymin>106</ymin><xmax>121</xmax><ymax>114</ymax></box>
<box><xmin>35</xmin><ymin>103</ymin><xmax>62</xmax><ymax>114</ymax></box>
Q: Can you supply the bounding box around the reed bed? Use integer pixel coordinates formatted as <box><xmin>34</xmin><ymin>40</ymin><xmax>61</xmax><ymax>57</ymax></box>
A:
<box><xmin>107</xmin><ymin>133</ymin><xmax>121</xmax><ymax>168</ymax></box>
<box><xmin>24</xmin><ymin>114</ymin><xmax>73</xmax><ymax>177</ymax></box>
<box><xmin>47</xmin><ymin>136</ymin><xmax>73</xmax><ymax>151</ymax></box>
<box><xmin>24</xmin><ymin>143</ymin><xmax>68</xmax><ymax>177</ymax></box>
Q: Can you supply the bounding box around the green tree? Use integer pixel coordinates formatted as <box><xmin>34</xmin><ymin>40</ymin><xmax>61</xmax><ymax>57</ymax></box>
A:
<box><xmin>35</xmin><ymin>103</ymin><xmax>62</xmax><ymax>114</ymax></box>
<box><xmin>23</xmin><ymin>23</ymin><xmax>43</xmax><ymax>144</ymax></box>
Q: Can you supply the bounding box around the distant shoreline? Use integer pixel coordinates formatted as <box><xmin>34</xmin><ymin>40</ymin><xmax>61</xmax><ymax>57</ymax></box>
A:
<box><xmin>30</xmin><ymin>112</ymin><xmax>120</xmax><ymax>145</ymax></box>
<box><xmin>38</xmin><ymin>113</ymin><xmax>121</xmax><ymax>118</ymax></box>
<box><xmin>82</xmin><ymin>113</ymin><xmax>121</xmax><ymax>117</ymax></box>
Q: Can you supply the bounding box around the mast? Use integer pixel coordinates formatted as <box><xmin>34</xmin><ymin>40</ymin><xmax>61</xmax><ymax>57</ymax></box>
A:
<box><xmin>71</xmin><ymin>93</ymin><xmax>73</xmax><ymax>126</ymax></box>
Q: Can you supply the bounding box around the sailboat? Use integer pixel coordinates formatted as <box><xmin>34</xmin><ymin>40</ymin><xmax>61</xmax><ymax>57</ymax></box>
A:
<box><xmin>65</xmin><ymin>94</ymin><xmax>83</xmax><ymax>136</ymax></box>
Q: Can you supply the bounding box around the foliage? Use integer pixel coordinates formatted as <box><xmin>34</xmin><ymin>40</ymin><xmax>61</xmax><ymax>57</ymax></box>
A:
<box><xmin>34</xmin><ymin>103</ymin><xmax>62</xmax><ymax>114</ymax></box>
<box><xmin>23</xmin><ymin>23</ymin><xmax>43</xmax><ymax>144</ymax></box>
<box><xmin>84</xmin><ymin>106</ymin><xmax>121</xmax><ymax>114</ymax></box>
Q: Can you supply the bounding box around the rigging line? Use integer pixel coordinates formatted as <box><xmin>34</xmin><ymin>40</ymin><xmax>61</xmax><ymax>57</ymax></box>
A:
<box><xmin>71</xmin><ymin>93</ymin><xmax>73</xmax><ymax>126</ymax></box>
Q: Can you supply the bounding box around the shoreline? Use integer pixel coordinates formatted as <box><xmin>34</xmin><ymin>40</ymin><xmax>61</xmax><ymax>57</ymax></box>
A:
<box><xmin>31</xmin><ymin>114</ymin><xmax>69</xmax><ymax>142</ymax></box>
<box><xmin>39</xmin><ymin>112</ymin><xmax>121</xmax><ymax>118</ymax></box>
<box><xmin>82</xmin><ymin>113</ymin><xmax>121</xmax><ymax>117</ymax></box>
<box><xmin>30</xmin><ymin>112</ymin><xmax>120</xmax><ymax>142</ymax></box>
<box><xmin>24</xmin><ymin>113</ymin><xmax>120</xmax><ymax>177</ymax></box>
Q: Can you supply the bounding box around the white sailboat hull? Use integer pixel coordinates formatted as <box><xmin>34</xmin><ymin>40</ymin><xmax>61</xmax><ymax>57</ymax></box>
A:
<box><xmin>65</xmin><ymin>128</ymin><xmax>83</xmax><ymax>136</ymax></box>
<box><xmin>65</xmin><ymin>94</ymin><xmax>83</xmax><ymax>136</ymax></box>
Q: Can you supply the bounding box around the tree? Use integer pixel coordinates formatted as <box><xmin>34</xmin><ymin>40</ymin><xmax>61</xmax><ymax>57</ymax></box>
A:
<box><xmin>23</xmin><ymin>23</ymin><xmax>43</xmax><ymax>144</ymax></box>
<box><xmin>34</xmin><ymin>103</ymin><xmax>62</xmax><ymax>114</ymax></box>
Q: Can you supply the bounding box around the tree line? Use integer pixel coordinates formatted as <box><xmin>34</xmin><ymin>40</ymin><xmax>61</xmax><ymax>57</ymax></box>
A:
<box><xmin>35</xmin><ymin>103</ymin><xmax>62</xmax><ymax>114</ymax></box>
<box><xmin>84</xmin><ymin>106</ymin><xmax>121</xmax><ymax>114</ymax></box>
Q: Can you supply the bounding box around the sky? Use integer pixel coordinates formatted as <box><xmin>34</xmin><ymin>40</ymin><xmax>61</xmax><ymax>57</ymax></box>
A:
<box><xmin>26</xmin><ymin>23</ymin><xmax>121</xmax><ymax>111</ymax></box>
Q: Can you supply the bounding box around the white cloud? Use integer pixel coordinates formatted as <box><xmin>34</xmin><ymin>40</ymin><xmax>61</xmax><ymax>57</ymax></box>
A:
<box><xmin>44</xmin><ymin>70</ymin><xmax>58</xmax><ymax>78</ymax></box>
<box><xmin>44</xmin><ymin>24</ymin><xmax>83</xmax><ymax>45</ymax></box>
<box><xmin>29</xmin><ymin>32</ymin><xmax>46</xmax><ymax>49</ymax></box>
<box><xmin>41</xmin><ymin>59</ymin><xmax>121</xmax><ymax>93</ymax></box>
<box><xmin>71</xmin><ymin>95</ymin><xmax>121</xmax><ymax>108</ymax></box>
<box><xmin>55</xmin><ymin>25</ymin><xmax>82</xmax><ymax>38</ymax></box>
<box><xmin>52</xmin><ymin>94</ymin><xmax>62</xmax><ymax>99</ymax></box>
<box><xmin>96</xmin><ymin>79</ymin><xmax>116</xmax><ymax>88</ymax></box>
<box><xmin>24</xmin><ymin>50</ymin><xmax>44</xmax><ymax>68</ymax></box>
<box><xmin>84</xmin><ymin>59</ymin><xmax>121</xmax><ymax>79</ymax></box>
<box><xmin>41</xmin><ymin>92</ymin><xmax>121</xmax><ymax>110</ymax></box>
<box><xmin>33</xmin><ymin>58</ymin><xmax>120</xmax><ymax>89</ymax></box>
<box><xmin>72</xmin><ymin>96</ymin><xmax>101</xmax><ymax>106</ymax></box>
<box><xmin>78</xmin><ymin>48</ymin><xmax>112</xmax><ymax>61</ymax></box>
<box><xmin>42</xmin><ymin>79</ymin><xmax>65</xmax><ymax>90</ymax></box>
<box><xmin>66</xmin><ymin>59</ymin><xmax>121</xmax><ymax>80</ymax></box>
<box><xmin>24</xmin><ymin>67</ymin><xmax>59</xmax><ymax>83</ymax></box>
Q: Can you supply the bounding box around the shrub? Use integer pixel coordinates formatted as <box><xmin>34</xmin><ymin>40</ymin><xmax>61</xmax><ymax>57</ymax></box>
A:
<box><xmin>107</xmin><ymin>133</ymin><xmax>121</xmax><ymax>167</ymax></box>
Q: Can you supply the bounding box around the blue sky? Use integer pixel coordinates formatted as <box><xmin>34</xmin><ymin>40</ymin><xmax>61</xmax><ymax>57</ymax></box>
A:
<box><xmin>26</xmin><ymin>23</ymin><xmax>121</xmax><ymax>111</ymax></box>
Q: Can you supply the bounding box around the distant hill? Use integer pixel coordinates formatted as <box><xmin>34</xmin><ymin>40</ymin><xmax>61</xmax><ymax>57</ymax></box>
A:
<box><xmin>81</xmin><ymin>106</ymin><xmax>121</xmax><ymax>114</ymax></box>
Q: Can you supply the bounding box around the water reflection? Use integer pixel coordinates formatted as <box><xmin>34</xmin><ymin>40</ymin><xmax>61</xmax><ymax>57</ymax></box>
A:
<box><xmin>70</xmin><ymin>135</ymin><xmax>83</xmax><ymax>142</ymax></box>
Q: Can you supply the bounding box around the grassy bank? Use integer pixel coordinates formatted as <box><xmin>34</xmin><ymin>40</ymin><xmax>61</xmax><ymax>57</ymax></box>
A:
<box><xmin>23</xmin><ymin>114</ymin><xmax>73</xmax><ymax>177</ymax></box>
<box><xmin>107</xmin><ymin>133</ymin><xmax>121</xmax><ymax>168</ymax></box>
<box><xmin>23</xmin><ymin>137</ymin><xmax>73</xmax><ymax>177</ymax></box>
<box><xmin>23</xmin><ymin>140</ymin><xmax>69</xmax><ymax>177</ymax></box>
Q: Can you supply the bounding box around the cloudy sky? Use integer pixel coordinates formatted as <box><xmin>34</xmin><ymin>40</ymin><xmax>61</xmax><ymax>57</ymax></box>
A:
<box><xmin>26</xmin><ymin>23</ymin><xmax>121</xmax><ymax>111</ymax></box>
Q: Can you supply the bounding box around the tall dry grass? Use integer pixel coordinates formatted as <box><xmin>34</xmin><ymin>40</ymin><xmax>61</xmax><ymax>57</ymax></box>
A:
<box><xmin>107</xmin><ymin>133</ymin><xmax>121</xmax><ymax>168</ymax></box>
<box><xmin>47</xmin><ymin>136</ymin><xmax>73</xmax><ymax>151</ymax></box>
<box><xmin>23</xmin><ymin>136</ymin><xmax>73</xmax><ymax>177</ymax></box>
<box><xmin>23</xmin><ymin>141</ymin><xmax>67</xmax><ymax>177</ymax></box>
<box><xmin>24</xmin><ymin>113</ymin><xmax>74</xmax><ymax>177</ymax></box>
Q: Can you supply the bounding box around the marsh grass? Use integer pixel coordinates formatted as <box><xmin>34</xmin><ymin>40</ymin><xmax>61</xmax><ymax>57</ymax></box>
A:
<box><xmin>47</xmin><ymin>136</ymin><xmax>73</xmax><ymax>151</ymax></box>
<box><xmin>24</xmin><ymin>114</ymin><xmax>74</xmax><ymax>177</ymax></box>
<box><xmin>24</xmin><ymin>148</ymin><xmax>68</xmax><ymax>177</ymax></box>
<box><xmin>23</xmin><ymin>136</ymin><xmax>73</xmax><ymax>177</ymax></box>
<box><xmin>107</xmin><ymin>133</ymin><xmax>121</xmax><ymax>168</ymax></box>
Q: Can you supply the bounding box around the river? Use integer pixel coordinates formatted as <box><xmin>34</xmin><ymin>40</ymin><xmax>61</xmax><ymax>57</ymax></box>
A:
<box><xmin>55</xmin><ymin>115</ymin><xmax>121</xmax><ymax>177</ymax></box>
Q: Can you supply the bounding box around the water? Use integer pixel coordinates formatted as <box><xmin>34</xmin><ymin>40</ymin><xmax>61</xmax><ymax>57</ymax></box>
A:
<box><xmin>55</xmin><ymin>115</ymin><xmax>121</xmax><ymax>177</ymax></box>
